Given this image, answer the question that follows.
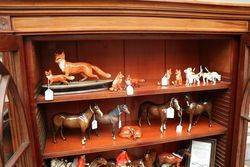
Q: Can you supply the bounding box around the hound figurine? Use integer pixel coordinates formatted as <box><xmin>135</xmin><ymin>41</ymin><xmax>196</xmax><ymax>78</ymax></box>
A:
<box><xmin>184</xmin><ymin>67</ymin><xmax>202</xmax><ymax>86</ymax></box>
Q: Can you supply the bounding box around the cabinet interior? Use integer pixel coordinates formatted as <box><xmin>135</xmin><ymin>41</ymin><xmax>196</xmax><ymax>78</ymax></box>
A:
<box><xmin>26</xmin><ymin>34</ymin><xmax>238</xmax><ymax>165</ymax></box>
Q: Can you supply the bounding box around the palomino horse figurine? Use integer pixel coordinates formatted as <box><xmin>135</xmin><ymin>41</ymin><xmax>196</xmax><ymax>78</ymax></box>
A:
<box><xmin>138</xmin><ymin>98</ymin><xmax>182</xmax><ymax>133</ymax></box>
<box><xmin>89</xmin><ymin>157</ymin><xmax>108</xmax><ymax>167</ymax></box>
<box><xmin>184</xmin><ymin>94</ymin><xmax>212</xmax><ymax>132</ymax></box>
<box><xmin>52</xmin><ymin>104</ymin><xmax>103</xmax><ymax>144</ymax></box>
<box><xmin>89</xmin><ymin>104</ymin><xmax>130</xmax><ymax>140</ymax></box>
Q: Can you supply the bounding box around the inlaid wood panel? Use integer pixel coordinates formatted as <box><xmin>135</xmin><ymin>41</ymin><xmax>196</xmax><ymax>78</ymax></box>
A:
<box><xmin>12</xmin><ymin>16</ymin><xmax>249</xmax><ymax>33</ymax></box>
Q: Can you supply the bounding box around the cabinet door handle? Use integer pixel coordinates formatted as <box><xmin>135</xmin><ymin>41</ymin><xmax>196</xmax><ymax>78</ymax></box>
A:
<box><xmin>240</xmin><ymin>79</ymin><xmax>250</xmax><ymax>121</ymax></box>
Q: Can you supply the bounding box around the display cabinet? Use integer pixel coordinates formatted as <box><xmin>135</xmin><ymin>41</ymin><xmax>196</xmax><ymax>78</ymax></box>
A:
<box><xmin>0</xmin><ymin>1</ymin><xmax>249</xmax><ymax>166</ymax></box>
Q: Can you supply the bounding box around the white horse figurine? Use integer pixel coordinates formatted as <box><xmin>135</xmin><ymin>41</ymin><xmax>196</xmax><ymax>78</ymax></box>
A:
<box><xmin>184</xmin><ymin>67</ymin><xmax>202</xmax><ymax>86</ymax></box>
<box><xmin>202</xmin><ymin>67</ymin><xmax>221</xmax><ymax>85</ymax></box>
<box><xmin>51</xmin><ymin>158</ymin><xmax>72</xmax><ymax>167</ymax></box>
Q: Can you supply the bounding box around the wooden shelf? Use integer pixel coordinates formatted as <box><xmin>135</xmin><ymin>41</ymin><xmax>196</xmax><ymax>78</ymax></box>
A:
<box><xmin>43</xmin><ymin>118</ymin><xmax>226</xmax><ymax>159</ymax></box>
<box><xmin>37</xmin><ymin>81</ymin><xmax>230</xmax><ymax>104</ymax></box>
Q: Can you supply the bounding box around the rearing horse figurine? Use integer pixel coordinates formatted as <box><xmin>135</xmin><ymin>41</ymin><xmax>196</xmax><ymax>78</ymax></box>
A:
<box><xmin>88</xmin><ymin>104</ymin><xmax>130</xmax><ymax>140</ymax></box>
<box><xmin>52</xmin><ymin>104</ymin><xmax>103</xmax><ymax>144</ymax></box>
<box><xmin>138</xmin><ymin>97</ymin><xmax>182</xmax><ymax>133</ymax></box>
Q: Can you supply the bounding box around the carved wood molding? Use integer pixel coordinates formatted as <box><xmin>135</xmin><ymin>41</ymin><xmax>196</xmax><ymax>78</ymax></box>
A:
<box><xmin>0</xmin><ymin>16</ymin><xmax>11</xmax><ymax>31</ymax></box>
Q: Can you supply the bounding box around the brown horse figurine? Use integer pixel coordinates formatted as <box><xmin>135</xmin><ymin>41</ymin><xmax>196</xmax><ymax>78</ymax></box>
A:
<box><xmin>88</xmin><ymin>104</ymin><xmax>130</xmax><ymax>140</ymax></box>
<box><xmin>184</xmin><ymin>94</ymin><xmax>212</xmax><ymax>132</ymax></box>
<box><xmin>138</xmin><ymin>98</ymin><xmax>182</xmax><ymax>133</ymax></box>
<box><xmin>52</xmin><ymin>104</ymin><xmax>103</xmax><ymax>144</ymax></box>
<box><xmin>158</xmin><ymin>149</ymin><xmax>191</xmax><ymax>167</ymax></box>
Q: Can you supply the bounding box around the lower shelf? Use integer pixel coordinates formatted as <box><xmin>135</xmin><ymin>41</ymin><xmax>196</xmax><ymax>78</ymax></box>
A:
<box><xmin>43</xmin><ymin>118</ymin><xmax>226</xmax><ymax>159</ymax></box>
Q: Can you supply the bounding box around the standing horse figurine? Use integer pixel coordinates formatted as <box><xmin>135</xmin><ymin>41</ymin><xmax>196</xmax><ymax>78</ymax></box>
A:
<box><xmin>184</xmin><ymin>94</ymin><xmax>212</xmax><ymax>132</ymax></box>
<box><xmin>89</xmin><ymin>157</ymin><xmax>108</xmax><ymax>167</ymax></box>
<box><xmin>89</xmin><ymin>104</ymin><xmax>130</xmax><ymax>140</ymax></box>
<box><xmin>52</xmin><ymin>104</ymin><xmax>103</xmax><ymax>144</ymax></box>
<box><xmin>138</xmin><ymin>98</ymin><xmax>182</xmax><ymax>133</ymax></box>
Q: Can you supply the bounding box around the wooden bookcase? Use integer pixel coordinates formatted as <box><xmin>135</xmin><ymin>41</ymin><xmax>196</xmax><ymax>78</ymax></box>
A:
<box><xmin>0</xmin><ymin>1</ymin><xmax>249</xmax><ymax>167</ymax></box>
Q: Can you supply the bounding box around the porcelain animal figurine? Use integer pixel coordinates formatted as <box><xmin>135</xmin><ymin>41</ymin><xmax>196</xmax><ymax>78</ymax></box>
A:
<box><xmin>77</xmin><ymin>155</ymin><xmax>86</xmax><ymax>167</ymax></box>
<box><xmin>52</xmin><ymin>104</ymin><xmax>103</xmax><ymax>144</ymax></box>
<box><xmin>172</xmin><ymin>69</ymin><xmax>183</xmax><ymax>86</ymax></box>
<box><xmin>138</xmin><ymin>97</ymin><xmax>182</xmax><ymax>133</ymax></box>
<box><xmin>119</xmin><ymin>126</ymin><xmax>142</xmax><ymax>140</ymax></box>
<box><xmin>158</xmin><ymin>69</ymin><xmax>172</xmax><ymax>86</ymax></box>
<box><xmin>51</xmin><ymin>158</ymin><xmax>72</xmax><ymax>167</ymax></box>
<box><xmin>144</xmin><ymin>150</ymin><xmax>157</xmax><ymax>167</ymax></box>
<box><xmin>88</xmin><ymin>104</ymin><xmax>130</xmax><ymax>140</ymax></box>
<box><xmin>116</xmin><ymin>150</ymin><xmax>131</xmax><ymax>167</ymax></box>
<box><xmin>45</xmin><ymin>70</ymin><xmax>75</xmax><ymax>85</ymax></box>
<box><xmin>125</xmin><ymin>75</ymin><xmax>146</xmax><ymax>87</ymax></box>
<box><xmin>89</xmin><ymin>157</ymin><xmax>108</xmax><ymax>167</ymax></box>
<box><xmin>158</xmin><ymin>149</ymin><xmax>191</xmax><ymax>167</ymax></box>
<box><xmin>109</xmin><ymin>72</ymin><xmax>124</xmax><ymax>91</ymax></box>
<box><xmin>184</xmin><ymin>94</ymin><xmax>212</xmax><ymax>132</ymax></box>
<box><xmin>184</xmin><ymin>67</ymin><xmax>202</xmax><ymax>86</ymax></box>
<box><xmin>201</xmin><ymin>67</ymin><xmax>221</xmax><ymax>85</ymax></box>
<box><xmin>55</xmin><ymin>51</ymin><xmax>111</xmax><ymax>81</ymax></box>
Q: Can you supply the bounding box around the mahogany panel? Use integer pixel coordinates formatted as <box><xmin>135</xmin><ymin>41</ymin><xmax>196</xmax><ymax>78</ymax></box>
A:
<box><xmin>124</xmin><ymin>40</ymin><xmax>165</xmax><ymax>80</ymax></box>
<box><xmin>77</xmin><ymin>40</ymin><xmax>124</xmax><ymax>77</ymax></box>
<box><xmin>43</xmin><ymin>118</ymin><xmax>226</xmax><ymax>159</ymax></box>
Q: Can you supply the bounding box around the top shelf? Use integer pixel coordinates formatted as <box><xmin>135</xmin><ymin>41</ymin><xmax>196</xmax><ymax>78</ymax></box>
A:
<box><xmin>36</xmin><ymin>80</ymin><xmax>230</xmax><ymax>104</ymax></box>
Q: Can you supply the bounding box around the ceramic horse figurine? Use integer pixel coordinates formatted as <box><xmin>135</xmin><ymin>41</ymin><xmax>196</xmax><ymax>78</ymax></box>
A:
<box><xmin>138</xmin><ymin>98</ymin><xmax>182</xmax><ymax>133</ymax></box>
<box><xmin>184</xmin><ymin>94</ymin><xmax>212</xmax><ymax>132</ymax></box>
<box><xmin>52</xmin><ymin>104</ymin><xmax>103</xmax><ymax>144</ymax></box>
<box><xmin>89</xmin><ymin>157</ymin><xmax>108</xmax><ymax>167</ymax></box>
<box><xmin>158</xmin><ymin>149</ymin><xmax>191</xmax><ymax>167</ymax></box>
<box><xmin>89</xmin><ymin>104</ymin><xmax>130</xmax><ymax>139</ymax></box>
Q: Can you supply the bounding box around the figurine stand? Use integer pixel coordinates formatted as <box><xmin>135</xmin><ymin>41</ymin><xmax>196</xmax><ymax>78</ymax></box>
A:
<box><xmin>42</xmin><ymin>80</ymin><xmax>112</xmax><ymax>95</ymax></box>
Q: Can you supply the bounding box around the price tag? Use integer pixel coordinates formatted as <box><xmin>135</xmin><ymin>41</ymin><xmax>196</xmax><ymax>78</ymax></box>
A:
<box><xmin>45</xmin><ymin>88</ymin><xmax>54</xmax><ymax>101</ymax></box>
<box><xmin>161</xmin><ymin>76</ymin><xmax>168</xmax><ymax>86</ymax></box>
<box><xmin>119</xmin><ymin>120</ymin><xmax>122</xmax><ymax>128</ymax></box>
<box><xmin>166</xmin><ymin>107</ymin><xmax>175</xmax><ymax>118</ymax></box>
<box><xmin>92</xmin><ymin>120</ymin><xmax>98</xmax><ymax>130</ymax></box>
<box><xmin>176</xmin><ymin>124</ymin><xmax>183</xmax><ymax>133</ymax></box>
<box><xmin>126</xmin><ymin>85</ymin><xmax>134</xmax><ymax>95</ymax></box>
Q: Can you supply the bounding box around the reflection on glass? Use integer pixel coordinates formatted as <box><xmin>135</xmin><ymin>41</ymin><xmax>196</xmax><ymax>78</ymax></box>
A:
<box><xmin>2</xmin><ymin>96</ymin><xmax>14</xmax><ymax>163</ymax></box>
<box><xmin>0</xmin><ymin>52</ymin><xmax>2</xmax><ymax>62</ymax></box>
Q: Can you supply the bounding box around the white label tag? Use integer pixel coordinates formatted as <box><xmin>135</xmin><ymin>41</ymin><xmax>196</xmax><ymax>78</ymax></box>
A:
<box><xmin>176</xmin><ymin>124</ymin><xmax>183</xmax><ymax>133</ymax></box>
<box><xmin>92</xmin><ymin>120</ymin><xmax>98</xmax><ymax>130</ymax></box>
<box><xmin>45</xmin><ymin>88</ymin><xmax>54</xmax><ymax>101</ymax></box>
<box><xmin>119</xmin><ymin>120</ymin><xmax>122</xmax><ymax>128</ymax></box>
<box><xmin>161</xmin><ymin>76</ymin><xmax>168</xmax><ymax>86</ymax></box>
<box><xmin>166</xmin><ymin>107</ymin><xmax>175</xmax><ymax>118</ymax></box>
<box><xmin>126</xmin><ymin>85</ymin><xmax>134</xmax><ymax>95</ymax></box>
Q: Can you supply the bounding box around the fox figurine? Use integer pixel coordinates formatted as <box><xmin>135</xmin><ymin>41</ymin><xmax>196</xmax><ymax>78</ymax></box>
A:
<box><xmin>45</xmin><ymin>70</ymin><xmax>75</xmax><ymax>85</ymax></box>
<box><xmin>55</xmin><ymin>51</ymin><xmax>111</xmax><ymax>81</ymax></box>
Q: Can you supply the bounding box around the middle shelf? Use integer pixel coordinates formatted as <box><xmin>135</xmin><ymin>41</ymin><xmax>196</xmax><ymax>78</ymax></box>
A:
<box><xmin>43</xmin><ymin>118</ymin><xmax>226</xmax><ymax>159</ymax></box>
<box><xmin>37</xmin><ymin>81</ymin><xmax>230</xmax><ymax>104</ymax></box>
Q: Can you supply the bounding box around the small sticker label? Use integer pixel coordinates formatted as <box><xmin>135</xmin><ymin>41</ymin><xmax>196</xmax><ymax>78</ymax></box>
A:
<box><xmin>166</xmin><ymin>107</ymin><xmax>175</xmax><ymax>118</ymax></box>
<box><xmin>45</xmin><ymin>88</ymin><xmax>54</xmax><ymax>101</ymax></box>
<box><xmin>119</xmin><ymin>120</ymin><xmax>122</xmax><ymax>128</ymax></box>
<box><xmin>126</xmin><ymin>85</ymin><xmax>134</xmax><ymax>96</ymax></box>
<box><xmin>176</xmin><ymin>124</ymin><xmax>183</xmax><ymax>133</ymax></box>
<box><xmin>92</xmin><ymin>120</ymin><xmax>98</xmax><ymax>130</ymax></box>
